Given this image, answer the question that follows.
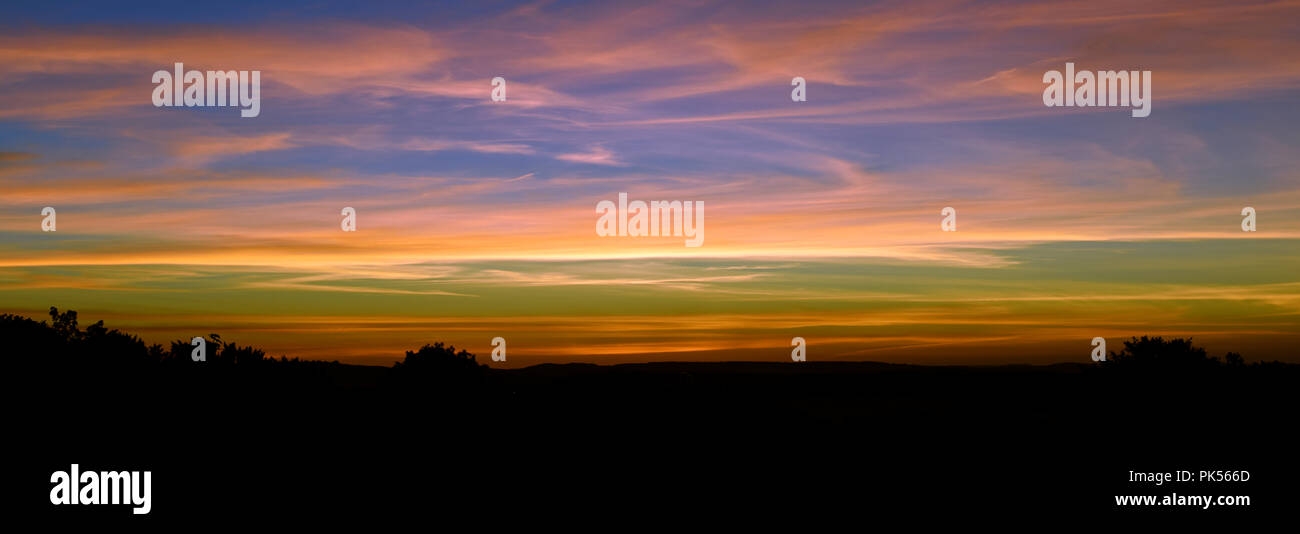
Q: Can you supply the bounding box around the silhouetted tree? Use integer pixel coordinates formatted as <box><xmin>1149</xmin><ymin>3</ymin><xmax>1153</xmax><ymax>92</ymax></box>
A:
<box><xmin>49</xmin><ymin>306</ymin><xmax>79</xmax><ymax>340</ymax></box>
<box><xmin>221</xmin><ymin>342</ymin><xmax>267</xmax><ymax>365</ymax></box>
<box><xmin>1105</xmin><ymin>336</ymin><xmax>1225</xmax><ymax>373</ymax></box>
<box><xmin>396</xmin><ymin>342</ymin><xmax>477</xmax><ymax>370</ymax></box>
<box><xmin>1224</xmin><ymin>352</ymin><xmax>1245</xmax><ymax>367</ymax></box>
<box><xmin>390</xmin><ymin>342</ymin><xmax>486</xmax><ymax>392</ymax></box>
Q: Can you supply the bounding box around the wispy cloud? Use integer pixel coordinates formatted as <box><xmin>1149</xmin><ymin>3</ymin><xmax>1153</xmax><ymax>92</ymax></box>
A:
<box><xmin>555</xmin><ymin>145</ymin><xmax>623</xmax><ymax>166</ymax></box>
<box><xmin>2</xmin><ymin>1</ymin><xmax>1298</xmax><ymax>364</ymax></box>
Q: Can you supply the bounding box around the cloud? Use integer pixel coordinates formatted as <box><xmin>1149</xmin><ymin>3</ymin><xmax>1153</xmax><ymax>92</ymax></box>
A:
<box><xmin>167</xmin><ymin>133</ymin><xmax>296</xmax><ymax>163</ymax></box>
<box><xmin>0</xmin><ymin>1</ymin><xmax>1298</xmax><ymax>268</ymax></box>
<box><xmin>555</xmin><ymin>145</ymin><xmax>623</xmax><ymax>166</ymax></box>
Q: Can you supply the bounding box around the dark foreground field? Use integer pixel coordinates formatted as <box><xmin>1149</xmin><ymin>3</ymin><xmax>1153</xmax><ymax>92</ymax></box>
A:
<box><xmin>8</xmin><ymin>312</ymin><xmax>1296</xmax><ymax>523</ymax></box>
<box><xmin>17</xmin><ymin>359</ymin><xmax>1298</xmax><ymax>524</ymax></box>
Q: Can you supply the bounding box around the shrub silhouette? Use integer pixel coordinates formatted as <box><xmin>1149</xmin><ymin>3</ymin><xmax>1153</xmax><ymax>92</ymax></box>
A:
<box><xmin>395</xmin><ymin>342</ymin><xmax>478</xmax><ymax>371</ymax></box>
<box><xmin>390</xmin><ymin>342</ymin><xmax>486</xmax><ymax>392</ymax></box>
<box><xmin>1223</xmin><ymin>352</ymin><xmax>1246</xmax><ymax>367</ymax></box>
<box><xmin>168</xmin><ymin>333</ymin><xmax>268</xmax><ymax>366</ymax></box>
<box><xmin>1105</xmin><ymin>336</ymin><xmax>1231</xmax><ymax>372</ymax></box>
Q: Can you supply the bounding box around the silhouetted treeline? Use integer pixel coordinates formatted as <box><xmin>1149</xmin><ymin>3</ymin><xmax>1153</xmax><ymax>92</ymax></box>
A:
<box><xmin>8</xmin><ymin>305</ymin><xmax>1296</xmax><ymax>437</ymax></box>
<box><xmin>2</xmin><ymin>308</ymin><xmax>479</xmax><ymax>372</ymax></box>
<box><xmin>3</xmin><ymin>308</ymin><xmax>1292</xmax><ymax>385</ymax></box>
<box><xmin>14</xmin><ymin>308</ymin><xmax>1297</xmax><ymax>520</ymax></box>
<box><xmin>2</xmin><ymin>307</ymin><xmax>313</xmax><ymax>369</ymax></box>
<box><xmin>3</xmin><ymin>308</ymin><xmax>489</xmax><ymax>395</ymax></box>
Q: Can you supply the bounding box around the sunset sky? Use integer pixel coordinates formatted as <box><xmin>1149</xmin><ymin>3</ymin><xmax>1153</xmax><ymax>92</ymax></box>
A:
<box><xmin>2</xmin><ymin>0</ymin><xmax>1297</xmax><ymax>366</ymax></box>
